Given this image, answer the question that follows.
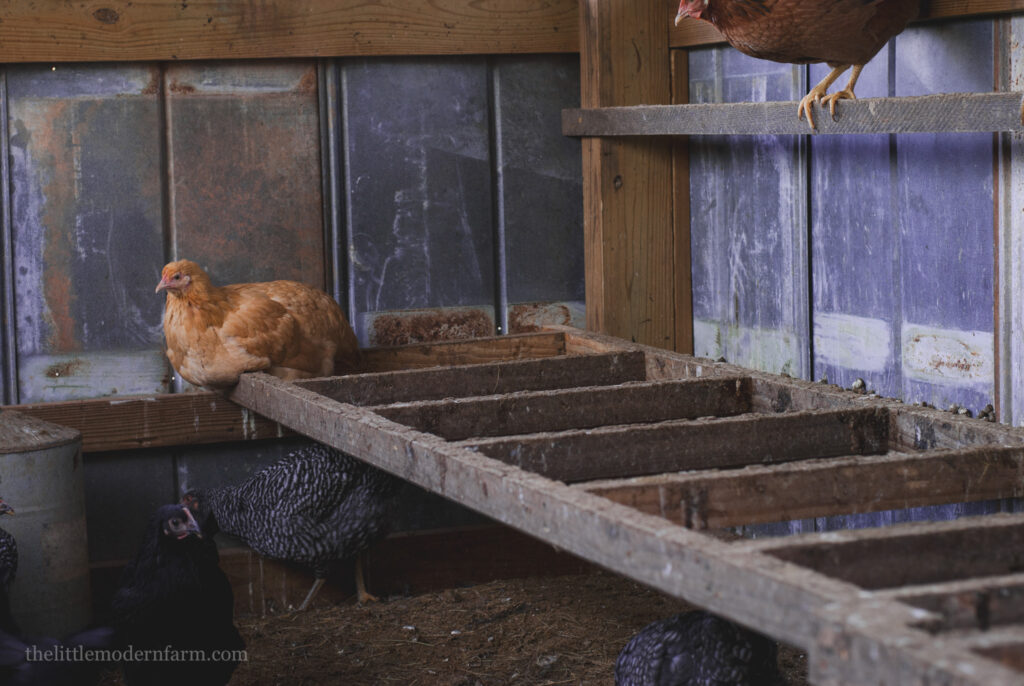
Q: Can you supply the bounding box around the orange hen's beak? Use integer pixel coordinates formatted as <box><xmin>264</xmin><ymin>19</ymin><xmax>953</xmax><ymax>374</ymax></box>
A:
<box><xmin>155</xmin><ymin>275</ymin><xmax>170</xmax><ymax>293</ymax></box>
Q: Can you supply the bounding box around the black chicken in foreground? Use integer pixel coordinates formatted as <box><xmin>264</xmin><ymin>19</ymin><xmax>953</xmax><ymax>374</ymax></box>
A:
<box><xmin>0</xmin><ymin>500</ymin><xmax>18</xmax><ymax>635</ymax></box>
<box><xmin>615</xmin><ymin>611</ymin><xmax>785</xmax><ymax>686</ymax></box>
<box><xmin>183</xmin><ymin>442</ymin><xmax>400</xmax><ymax>609</ymax></box>
<box><xmin>0</xmin><ymin>625</ymin><xmax>114</xmax><ymax>686</ymax></box>
<box><xmin>111</xmin><ymin>504</ymin><xmax>244</xmax><ymax>686</ymax></box>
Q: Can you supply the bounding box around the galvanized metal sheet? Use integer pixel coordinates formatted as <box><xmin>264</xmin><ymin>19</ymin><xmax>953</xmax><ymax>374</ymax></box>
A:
<box><xmin>689</xmin><ymin>48</ymin><xmax>808</xmax><ymax>377</ymax></box>
<box><xmin>809</xmin><ymin>52</ymin><xmax>898</xmax><ymax>394</ymax></box>
<box><xmin>165</xmin><ymin>61</ymin><xmax>325</xmax><ymax>287</ymax></box>
<box><xmin>343</xmin><ymin>57</ymin><xmax>494</xmax><ymax>341</ymax></box>
<box><xmin>895</xmin><ymin>21</ymin><xmax>995</xmax><ymax>412</ymax></box>
<box><xmin>495</xmin><ymin>55</ymin><xmax>584</xmax><ymax>310</ymax></box>
<box><xmin>8</xmin><ymin>64</ymin><xmax>166</xmax><ymax>402</ymax></box>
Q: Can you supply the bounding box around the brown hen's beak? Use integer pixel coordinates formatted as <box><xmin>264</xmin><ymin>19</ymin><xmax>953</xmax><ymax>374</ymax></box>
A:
<box><xmin>155</xmin><ymin>276</ymin><xmax>169</xmax><ymax>293</ymax></box>
<box><xmin>675</xmin><ymin>11</ymin><xmax>684</xmax><ymax>26</ymax></box>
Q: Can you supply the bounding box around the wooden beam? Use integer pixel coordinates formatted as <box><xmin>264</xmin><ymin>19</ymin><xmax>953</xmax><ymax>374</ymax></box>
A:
<box><xmin>298</xmin><ymin>350</ymin><xmax>648</xmax><ymax>406</ymax></box>
<box><xmin>579</xmin><ymin>446</ymin><xmax>1024</xmax><ymax>529</ymax></box>
<box><xmin>0</xmin><ymin>0</ymin><xmax>579</xmax><ymax>63</ymax></box>
<box><xmin>880</xmin><ymin>574</ymin><xmax>1024</xmax><ymax>632</ymax></box>
<box><xmin>669</xmin><ymin>0</ymin><xmax>1024</xmax><ymax>48</ymax></box>
<box><xmin>563</xmin><ymin>92</ymin><xmax>1024</xmax><ymax>137</ymax></box>
<box><xmin>671</xmin><ymin>48</ymin><xmax>694</xmax><ymax>355</ymax></box>
<box><xmin>580</xmin><ymin>0</ymin><xmax>675</xmax><ymax>348</ymax></box>
<box><xmin>457</xmin><ymin>406</ymin><xmax>890</xmax><ymax>482</ymax></box>
<box><xmin>4</xmin><ymin>391</ymin><xmax>287</xmax><ymax>453</ymax></box>
<box><xmin>356</xmin><ymin>332</ymin><xmax>567</xmax><ymax>372</ymax></box>
<box><xmin>373</xmin><ymin>376</ymin><xmax>752</xmax><ymax>440</ymax></box>
<box><xmin>743</xmin><ymin>513</ymin><xmax>1024</xmax><ymax>591</ymax></box>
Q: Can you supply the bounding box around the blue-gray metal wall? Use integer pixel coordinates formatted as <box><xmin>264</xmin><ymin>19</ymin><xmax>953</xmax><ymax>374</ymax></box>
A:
<box><xmin>689</xmin><ymin>18</ymin><xmax>1024</xmax><ymax>534</ymax></box>
<box><xmin>0</xmin><ymin>56</ymin><xmax>583</xmax><ymax>562</ymax></box>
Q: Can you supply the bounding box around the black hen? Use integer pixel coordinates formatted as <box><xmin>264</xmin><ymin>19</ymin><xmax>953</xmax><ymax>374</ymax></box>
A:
<box><xmin>615</xmin><ymin>611</ymin><xmax>785</xmax><ymax>686</ymax></box>
<box><xmin>0</xmin><ymin>500</ymin><xmax>18</xmax><ymax>635</ymax></box>
<box><xmin>183</xmin><ymin>441</ymin><xmax>400</xmax><ymax>609</ymax></box>
<box><xmin>0</xmin><ymin>625</ymin><xmax>115</xmax><ymax>686</ymax></box>
<box><xmin>111</xmin><ymin>504</ymin><xmax>244</xmax><ymax>686</ymax></box>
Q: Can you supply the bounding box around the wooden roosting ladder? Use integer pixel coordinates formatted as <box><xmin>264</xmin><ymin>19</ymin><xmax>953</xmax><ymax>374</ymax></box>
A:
<box><xmin>226</xmin><ymin>326</ymin><xmax>1024</xmax><ymax>685</ymax></box>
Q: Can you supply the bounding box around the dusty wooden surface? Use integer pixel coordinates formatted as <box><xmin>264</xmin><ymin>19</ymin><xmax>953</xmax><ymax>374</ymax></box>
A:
<box><xmin>563</xmin><ymin>93</ymin><xmax>1024</xmax><ymax>137</ymax></box>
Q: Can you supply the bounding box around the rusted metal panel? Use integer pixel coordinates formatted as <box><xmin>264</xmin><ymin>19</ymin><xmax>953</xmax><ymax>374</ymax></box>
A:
<box><xmin>7</xmin><ymin>64</ymin><xmax>166</xmax><ymax>402</ymax></box>
<box><xmin>895</xmin><ymin>21</ymin><xmax>995</xmax><ymax>413</ymax></box>
<box><xmin>688</xmin><ymin>48</ymin><xmax>809</xmax><ymax>377</ymax></box>
<box><xmin>165</xmin><ymin>61</ymin><xmax>325</xmax><ymax>287</ymax></box>
<box><xmin>494</xmin><ymin>56</ymin><xmax>584</xmax><ymax>325</ymax></box>
<box><xmin>343</xmin><ymin>58</ymin><xmax>494</xmax><ymax>343</ymax></box>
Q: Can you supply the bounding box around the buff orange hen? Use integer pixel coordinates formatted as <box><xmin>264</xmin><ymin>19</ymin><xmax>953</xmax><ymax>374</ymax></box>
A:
<box><xmin>156</xmin><ymin>260</ymin><xmax>360</xmax><ymax>389</ymax></box>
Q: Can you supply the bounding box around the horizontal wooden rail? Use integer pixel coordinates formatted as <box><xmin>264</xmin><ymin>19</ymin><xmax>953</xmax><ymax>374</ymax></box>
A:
<box><xmin>457</xmin><ymin>406</ymin><xmax>891</xmax><ymax>482</ymax></box>
<box><xmin>670</xmin><ymin>0</ymin><xmax>1024</xmax><ymax>48</ymax></box>
<box><xmin>0</xmin><ymin>0</ymin><xmax>579</xmax><ymax>63</ymax></box>
<box><xmin>373</xmin><ymin>376</ymin><xmax>752</xmax><ymax>440</ymax></box>
<box><xmin>0</xmin><ymin>0</ymin><xmax>1016</xmax><ymax>63</ymax></box>
<box><xmin>580</xmin><ymin>446</ymin><xmax>1024</xmax><ymax>529</ymax></box>
<box><xmin>563</xmin><ymin>92</ymin><xmax>1024</xmax><ymax>137</ymax></box>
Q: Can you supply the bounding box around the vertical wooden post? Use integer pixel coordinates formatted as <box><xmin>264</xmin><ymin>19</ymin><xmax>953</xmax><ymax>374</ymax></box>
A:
<box><xmin>579</xmin><ymin>0</ymin><xmax>678</xmax><ymax>349</ymax></box>
<box><xmin>671</xmin><ymin>48</ymin><xmax>694</xmax><ymax>354</ymax></box>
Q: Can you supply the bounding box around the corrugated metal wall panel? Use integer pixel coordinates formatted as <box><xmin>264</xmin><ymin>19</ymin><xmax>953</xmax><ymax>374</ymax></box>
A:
<box><xmin>895</xmin><ymin>21</ymin><xmax>995</xmax><ymax>412</ymax></box>
<box><xmin>165</xmin><ymin>62</ymin><xmax>325</xmax><ymax>287</ymax></box>
<box><xmin>343</xmin><ymin>58</ymin><xmax>496</xmax><ymax>346</ymax></box>
<box><xmin>809</xmin><ymin>52</ymin><xmax>897</xmax><ymax>394</ymax></box>
<box><xmin>8</xmin><ymin>64</ymin><xmax>167</xmax><ymax>402</ymax></box>
<box><xmin>689</xmin><ymin>49</ymin><xmax>810</xmax><ymax>377</ymax></box>
<box><xmin>494</xmin><ymin>55</ymin><xmax>584</xmax><ymax>333</ymax></box>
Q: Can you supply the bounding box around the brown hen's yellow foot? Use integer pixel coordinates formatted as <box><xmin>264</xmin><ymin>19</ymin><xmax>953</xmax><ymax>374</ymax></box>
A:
<box><xmin>796</xmin><ymin>63</ymin><xmax>853</xmax><ymax>130</ymax></box>
<box><xmin>821</xmin><ymin>87</ymin><xmax>857</xmax><ymax>121</ymax></box>
<box><xmin>797</xmin><ymin>87</ymin><xmax>829</xmax><ymax>130</ymax></box>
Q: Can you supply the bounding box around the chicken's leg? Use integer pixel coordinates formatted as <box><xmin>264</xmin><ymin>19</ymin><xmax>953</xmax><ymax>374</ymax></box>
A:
<box><xmin>297</xmin><ymin>577</ymin><xmax>325</xmax><ymax>611</ymax></box>
<box><xmin>354</xmin><ymin>553</ymin><xmax>379</xmax><ymax>604</ymax></box>
<box><xmin>798</xmin><ymin>64</ymin><xmax>862</xmax><ymax>130</ymax></box>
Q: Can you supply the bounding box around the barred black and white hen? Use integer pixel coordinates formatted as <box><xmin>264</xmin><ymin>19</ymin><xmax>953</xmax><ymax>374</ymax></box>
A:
<box><xmin>111</xmin><ymin>504</ymin><xmax>244</xmax><ymax>686</ymax></box>
<box><xmin>0</xmin><ymin>500</ymin><xmax>18</xmax><ymax>635</ymax></box>
<box><xmin>615</xmin><ymin>611</ymin><xmax>785</xmax><ymax>686</ymax></box>
<box><xmin>183</xmin><ymin>442</ymin><xmax>400</xmax><ymax>609</ymax></box>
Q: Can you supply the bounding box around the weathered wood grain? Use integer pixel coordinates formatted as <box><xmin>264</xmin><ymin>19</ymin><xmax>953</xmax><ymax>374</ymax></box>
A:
<box><xmin>373</xmin><ymin>376</ymin><xmax>752</xmax><ymax>440</ymax></box>
<box><xmin>0</xmin><ymin>0</ymin><xmax>579</xmax><ymax>63</ymax></box>
<box><xmin>669</xmin><ymin>0</ymin><xmax>1024</xmax><ymax>48</ymax></box>
<box><xmin>298</xmin><ymin>351</ymin><xmax>648</xmax><ymax>406</ymax></box>
<box><xmin>4</xmin><ymin>392</ymin><xmax>287</xmax><ymax>453</ymax></box>
<box><xmin>457</xmin><ymin>406</ymin><xmax>890</xmax><ymax>482</ymax></box>
<box><xmin>563</xmin><ymin>93</ymin><xmax>1024</xmax><ymax>137</ymax></box>
<box><xmin>882</xmin><ymin>573</ymin><xmax>1024</xmax><ymax>632</ymax></box>
<box><xmin>580</xmin><ymin>446</ymin><xmax>1024</xmax><ymax>528</ymax></box>
<box><xmin>580</xmin><ymin>0</ymin><xmax>676</xmax><ymax>348</ymax></box>
<box><xmin>357</xmin><ymin>332</ymin><xmax>567</xmax><ymax>372</ymax></box>
<box><xmin>743</xmin><ymin>513</ymin><xmax>1024</xmax><ymax>591</ymax></box>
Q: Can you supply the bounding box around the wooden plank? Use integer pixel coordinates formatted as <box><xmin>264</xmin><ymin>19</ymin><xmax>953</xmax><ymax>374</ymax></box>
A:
<box><xmin>880</xmin><ymin>574</ymin><xmax>1024</xmax><ymax>632</ymax></box>
<box><xmin>562</xmin><ymin>92</ymin><xmax>1024</xmax><ymax>137</ymax></box>
<box><xmin>0</xmin><ymin>0</ymin><xmax>579</xmax><ymax>63</ymax></box>
<box><xmin>456</xmin><ymin>406</ymin><xmax>890</xmax><ymax>482</ymax></box>
<box><xmin>669</xmin><ymin>0</ymin><xmax>1024</xmax><ymax>48</ymax></box>
<box><xmin>298</xmin><ymin>351</ymin><xmax>648</xmax><ymax>406</ymax></box>
<box><xmin>373</xmin><ymin>377</ymin><xmax>752</xmax><ymax>441</ymax></box>
<box><xmin>580</xmin><ymin>0</ymin><xmax>676</xmax><ymax>347</ymax></box>
<box><xmin>743</xmin><ymin>513</ymin><xmax>1024</xmax><ymax>591</ymax></box>
<box><xmin>357</xmin><ymin>332</ymin><xmax>567</xmax><ymax>372</ymax></box>
<box><xmin>579</xmin><ymin>446</ymin><xmax>1024</xmax><ymax>529</ymax></box>
<box><xmin>671</xmin><ymin>48</ymin><xmax>694</xmax><ymax>355</ymax></box>
<box><xmin>4</xmin><ymin>392</ymin><xmax>286</xmax><ymax>453</ymax></box>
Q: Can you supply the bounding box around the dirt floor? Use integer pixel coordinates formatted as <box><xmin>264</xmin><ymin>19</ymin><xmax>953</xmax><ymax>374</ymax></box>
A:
<box><xmin>100</xmin><ymin>571</ymin><xmax>808</xmax><ymax>685</ymax></box>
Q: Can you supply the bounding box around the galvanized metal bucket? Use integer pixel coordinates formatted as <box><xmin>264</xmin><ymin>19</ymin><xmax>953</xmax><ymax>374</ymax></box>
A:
<box><xmin>0</xmin><ymin>410</ymin><xmax>92</xmax><ymax>637</ymax></box>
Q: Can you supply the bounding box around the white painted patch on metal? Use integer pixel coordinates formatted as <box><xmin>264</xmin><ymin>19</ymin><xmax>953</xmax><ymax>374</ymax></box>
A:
<box><xmin>901</xmin><ymin>323</ymin><xmax>993</xmax><ymax>384</ymax></box>
<box><xmin>813</xmin><ymin>312</ymin><xmax>891</xmax><ymax>373</ymax></box>
<box><xmin>18</xmin><ymin>350</ymin><xmax>169</xmax><ymax>403</ymax></box>
<box><xmin>693</xmin><ymin>319</ymin><xmax>800</xmax><ymax>376</ymax></box>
